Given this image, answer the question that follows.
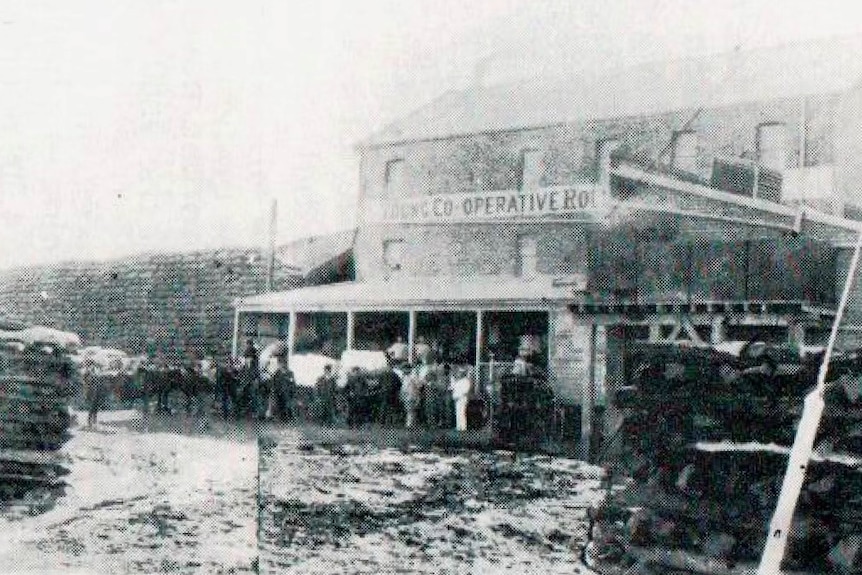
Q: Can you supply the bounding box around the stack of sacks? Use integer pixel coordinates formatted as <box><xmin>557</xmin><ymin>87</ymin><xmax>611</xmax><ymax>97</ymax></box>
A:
<box><xmin>587</xmin><ymin>341</ymin><xmax>862</xmax><ymax>575</ymax></box>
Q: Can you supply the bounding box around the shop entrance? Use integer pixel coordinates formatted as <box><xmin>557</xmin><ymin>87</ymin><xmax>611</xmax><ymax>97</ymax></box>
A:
<box><xmin>415</xmin><ymin>311</ymin><xmax>477</xmax><ymax>365</ymax></box>
<box><xmin>483</xmin><ymin>311</ymin><xmax>549</xmax><ymax>370</ymax></box>
<box><xmin>294</xmin><ymin>312</ymin><xmax>348</xmax><ymax>358</ymax></box>
<box><xmin>353</xmin><ymin>312</ymin><xmax>409</xmax><ymax>351</ymax></box>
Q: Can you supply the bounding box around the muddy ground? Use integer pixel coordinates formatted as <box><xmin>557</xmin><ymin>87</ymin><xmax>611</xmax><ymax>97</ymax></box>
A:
<box><xmin>0</xmin><ymin>411</ymin><xmax>258</xmax><ymax>575</ymax></box>
<box><xmin>259</xmin><ymin>428</ymin><xmax>605</xmax><ymax>574</ymax></box>
<box><xmin>1</xmin><ymin>411</ymin><xmax>606</xmax><ymax>574</ymax></box>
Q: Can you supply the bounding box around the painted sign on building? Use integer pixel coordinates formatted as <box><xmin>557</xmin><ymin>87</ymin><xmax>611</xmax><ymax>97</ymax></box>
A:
<box><xmin>368</xmin><ymin>185</ymin><xmax>609</xmax><ymax>223</ymax></box>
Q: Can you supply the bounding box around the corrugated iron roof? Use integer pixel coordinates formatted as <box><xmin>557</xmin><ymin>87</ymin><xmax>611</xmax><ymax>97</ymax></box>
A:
<box><xmin>236</xmin><ymin>276</ymin><xmax>578</xmax><ymax>312</ymax></box>
<box><xmin>276</xmin><ymin>229</ymin><xmax>357</xmax><ymax>274</ymax></box>
<box><xmin>364</xmin><ymin>35</ymin><xmax>862</xmax><ymax>147</ymax></box>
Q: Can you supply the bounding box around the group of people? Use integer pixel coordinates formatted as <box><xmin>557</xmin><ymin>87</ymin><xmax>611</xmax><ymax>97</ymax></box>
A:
<box><xmin>79</xmin><ymin>355</ymin><xmax>217</xmax><ymax>427</ymax></box>
<box><xmin>214</xmin><ymin>339</ymin><xmax>301</xmax><ymax>422</ymax></box>
<box><xmin>212</xmin><ymin>339</ymin><xmax>345</xmax><ymax>424</ymax></box>
<box><xmin>387</xmin><ymin>335</ymin><xmax>482</xmax><ymax>431</ymax></box>
<box><xmin>227</xmin><ymin>336</ymin><xmax>481</xmax><ymax>431</ymax></box>
<box><xmin>78</xmin><ymin>332</ymin><xmax>544</xmax><ymax>433</ymax></box>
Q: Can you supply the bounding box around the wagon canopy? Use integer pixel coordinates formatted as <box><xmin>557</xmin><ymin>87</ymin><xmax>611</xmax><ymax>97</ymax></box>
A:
<box><xmin>0</xmin><ymin>325</ymin><xmax>81</xmax><ymax>349</ymax></box>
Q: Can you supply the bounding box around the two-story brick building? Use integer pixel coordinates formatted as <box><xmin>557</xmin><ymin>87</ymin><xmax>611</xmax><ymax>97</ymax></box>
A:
<box><xmin>235</xmin><ymin>36</ymin><xmax>862</xmax><ymax>449</ymax></box>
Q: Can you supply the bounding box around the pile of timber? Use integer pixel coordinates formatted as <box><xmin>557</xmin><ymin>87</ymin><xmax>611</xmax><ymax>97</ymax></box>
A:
<box><xmin>586</xmin><ymin>341</ymin><xmax>862</xmax><ymax>574</ymax></box>
<box><xmin>0</xmin><ymin>332</ymin><xmax>77</xmax><ymax>510</ymax></box>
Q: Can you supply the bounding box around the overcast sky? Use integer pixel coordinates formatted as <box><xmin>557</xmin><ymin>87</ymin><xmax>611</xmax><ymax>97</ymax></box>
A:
<box><xmin>1</xmin><ymin>0</ymin><xmax>862</xmax><ymax>269</ymax></box>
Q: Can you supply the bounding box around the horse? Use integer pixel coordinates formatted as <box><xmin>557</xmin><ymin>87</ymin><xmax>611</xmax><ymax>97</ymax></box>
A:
<box><xmin>174</xmin><ymin>365</ymin><xmax>213</xmax><ymax>416</ymax></box>
<box><xmin>214</xmin><ymin>363</ymin><xmax>241</xmax><ymax>419</ymax></box>
<box><xmin>130</xmin><ymin>364</ymin><xmax>176</xmax><ymax>415</ymax></box>
<box><xmin>338</xmin><ymin>365</ymin><xmax>405</xmax><ymax>427</ymax></box>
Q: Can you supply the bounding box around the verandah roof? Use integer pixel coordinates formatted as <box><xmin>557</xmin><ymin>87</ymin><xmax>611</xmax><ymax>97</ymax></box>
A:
<box><xmin>235</xmin><ymin>276</ymin><xmax>580</xmax><ymax>313</ymax></box>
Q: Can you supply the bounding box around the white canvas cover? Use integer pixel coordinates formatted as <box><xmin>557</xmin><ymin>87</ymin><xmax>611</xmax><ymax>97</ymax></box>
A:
<box><xmin>337</xmin><ymin>349</ymin><xmax>390</xmax><ymax>388</ymax></box>
<box><xmin>0</xmin><ymin>325</ymin><xmax>82</xmax><ymax>349</ymax></box>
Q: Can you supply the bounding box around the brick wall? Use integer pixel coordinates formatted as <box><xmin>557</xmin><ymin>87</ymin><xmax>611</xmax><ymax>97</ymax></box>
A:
<box><xmin>359</xmin><ymin>93</ymin><xmax>839</xmax><ymax>199</ymax></box>
<box><xmin>355</xmin><ymin>222</ymin><xmax>589</xmax><ymax>280</ymax></box>
<box><xmin>0</xmin><ymin>249</ymin><xmax>301</xmax><ymax>361</ymax></box>
<box><xmin>355</xmin><ymin>93</ymin><xmax>845</xmax><ymax>281</ymax></box>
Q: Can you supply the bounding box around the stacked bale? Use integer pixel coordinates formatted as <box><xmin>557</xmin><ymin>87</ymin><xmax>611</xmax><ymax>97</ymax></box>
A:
<box><xmin>0</xmin><ymin>338</ymin><xmax>76</xmax><ymax>507</ymax></box>
<box><xmin>586</xmin><ymin>342</ymin><xmax>862</xmax><ymax>574</ymax></box>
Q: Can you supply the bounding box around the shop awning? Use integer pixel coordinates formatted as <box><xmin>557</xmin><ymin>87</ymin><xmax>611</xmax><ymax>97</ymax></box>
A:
<box><xmin>568</xmin><ymin>299</ymin><xmax>836</xmax><ymax>326</ymax></box>
<box><xmin>235</xmin><ymin>276</ymin><xmax>581</xmax><ymax>313</ymax></box>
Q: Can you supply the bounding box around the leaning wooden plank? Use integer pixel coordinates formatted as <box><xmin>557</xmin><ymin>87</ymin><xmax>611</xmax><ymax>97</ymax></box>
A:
<box><xmin>0</xmin><ymin>396</ymin><xmax>68</xmax><ymax>407</ymax></box>
<box><xmin>0</xmin><ymin>379</ymin><xmax>68</xmax><ymax>391</ymax></box>
<box><xmin>0</xmin><ymin>472</ymin><xmax>64</xmax><ymax>485</ymax></box>
<box><xmin>0</xmin><ymin>448</ymin><xmax>67</xmax><ymax>465</ymax></box>
<box><xmin>693</xmin><ymin>441</ymin><xmax>862</xmax><ymax>467</ymax></box>
<box><xmin>0</xmin><ymin>433</ymin><xmax>72</xmax><ymax>451</ymax></box>
<box><xmin>0</xmin><ymin>412</ymin><xmax>70</xmax><ymax>426</ymax></box>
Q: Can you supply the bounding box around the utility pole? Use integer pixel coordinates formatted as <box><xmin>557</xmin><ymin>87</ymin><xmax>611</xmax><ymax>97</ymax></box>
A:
<box><xmin>266</xmin><ymin>198</ymin><xmax>277</xmax><ymax>292</ymax></box>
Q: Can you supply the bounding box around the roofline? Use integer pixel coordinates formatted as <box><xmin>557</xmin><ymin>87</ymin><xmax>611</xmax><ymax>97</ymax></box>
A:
<box><xmin>233</xmin><ymin>277</ymin><xmax>578</xmax><ymax>313</ymax></box>
<box><xmin>356</xmin><ymin>87</ymin><xmax>856</xmax><ymax>151</ymax></box>
<box><xmin>236</xmin><ymin>299</ymin><xmax>565</xmax><ymax>314</ymax></box>
<box><xmin>614</xmin><ymin>162</ymin><xmax>862</xmax><ymax>235</ymax></box>
<box><xmin>357</xmin><ymin>32</ymin><xmax>862</xmax><ymax>150</ymax></box>
<box><xmin>355</xmin><ymin>119</ymin><xmax>575</xmax><ymax>152</ymax></box>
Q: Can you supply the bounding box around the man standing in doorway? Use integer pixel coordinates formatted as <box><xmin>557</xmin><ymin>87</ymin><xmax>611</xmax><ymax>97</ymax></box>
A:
<box><xmin>387</xmin><ymin>335</ymin><xmax>408</xmax><ymax>366</ymax></box>
<box><xmin>450</xmin><ymin>366</ymin><xmax>473</xmax><ymax>432</ymax></box>
<box><xmin>243</xmin><ymin>338</ymin><xmax>259</xmax><ymax>378</ymax></box>
<box><xmin>414</xmin><ymin>336</ymin><xmax>432</xmax><ymax>365</ymax></box>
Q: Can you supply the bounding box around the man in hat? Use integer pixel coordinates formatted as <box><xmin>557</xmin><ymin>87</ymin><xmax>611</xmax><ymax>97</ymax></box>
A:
<box><xmin>83</xmin><ymin>359</ymin><xmax>106</xmax><ymax>428</ymax></box>
<box><xmin>269</xmin><ymin>354</ymin><xmax>297</xmax><ymax>422</ymax></box>
<box><xmin>511</xmin><ymin>344</ymin><xmax>534</xmax><ymax>376</ymax></box>
<box><xmin>414</xmin><ymin>336</ymin><xmax>432</xmax><ymax>365</ymax></box>
<box><xmin>243</xmin><ymin>338</ymin><xmax>259</xmax><ymax>378</ymax></box>
<box><xmin>315</xmin><ymin>364</ymin><xmax>338</xmax><ymax>425</ymax></box>
<box><xmin>387</xmin><ymin>335</ymin><xmax>409</xmax><ymax>366</ymax></box>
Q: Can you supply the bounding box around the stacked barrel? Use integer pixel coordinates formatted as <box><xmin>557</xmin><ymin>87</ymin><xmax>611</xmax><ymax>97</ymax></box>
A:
<box><xmin>0</xmin><ymin>339</ymin><xmax>76</xmax><ymax>506</ymax></box>
<box><xmin>586</xmin><ymin>342</ymin><xmax>862</xmax><ymax>574</ymax></box>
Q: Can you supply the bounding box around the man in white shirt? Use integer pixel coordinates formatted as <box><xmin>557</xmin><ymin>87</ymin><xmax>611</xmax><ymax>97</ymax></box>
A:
<box><xmin>449</xmin><ymin>367</ymin><xmax>473</xmax><ymax>431</ymax></box>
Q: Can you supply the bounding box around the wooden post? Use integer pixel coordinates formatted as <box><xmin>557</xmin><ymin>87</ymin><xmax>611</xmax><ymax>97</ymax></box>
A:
<box><xmin>711</xmin><ymin>316</ymin><xmax>726</xmax><ymax>345</ymax></box>
<box><xmin>286</xmin><ymin>311</ymin><xmax>297</xmax><ymax>366</ymax></box>
<box><xmin>266</xmin><ymin>198</ymin><xmax>277</xmax><ymax>292</ymax></box>
<box><xmin>602</xmin><ymin>325</ymin><xmax>627</xmax><ymax>461</ymax></box>
<box><xmin>231</xmin><ymin>309</ymin><xmax>241</xmax><ymax>359</ymax></box>
<box><xmin>581</xmin><ymin>324</ymin><xmax>598</xmax><ymax>462</ymax></box>
<box><xmin>475</xmin><ymin>310</ymin><xmax>484</xmax><ymax>381</ymax></box>
<box><xmin>346</xmin><ymin>311</ymin><xmax>355</xmax><ymax>351</ymax></box>
<box><xmin>408</xmin><ymin>310</ymin><xmax>416</xmax><ymax>364</ymax></box>
<box><xmin>788</xmin><ymin>323</ymin><xmax>806</xmax><ymax>358</ymax></box>
<box><xmin>753</xmin><ymin>161</ymin><xmax>761</xmax><ymax>199</ymax></box>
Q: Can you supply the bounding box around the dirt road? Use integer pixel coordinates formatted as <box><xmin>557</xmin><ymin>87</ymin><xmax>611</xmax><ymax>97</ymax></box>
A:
<box><xmin>258</xmin><ymin>429</ymin><xmax>604</xmax><ymax>574</ymax></box>
<box><xmin>0</xmin><ymin>411</ymin><xmax>258</xmax><ymax>574</ymax></box>
<box><xmin>1</xmin><ymin>411</ymin><xmax>605</xmax><ymax>574</ymax></box>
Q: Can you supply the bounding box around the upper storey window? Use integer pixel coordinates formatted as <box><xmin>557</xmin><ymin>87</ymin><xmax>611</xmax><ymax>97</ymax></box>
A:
<box><xmin>384</xmin><ymin>159</ymin><xmax>406</xmax><ymax>196</ymax></box>
<box><xmin>519</xmin><ymin>149</ymin><xmax>543</xmax><ymax>191</ymax></box>
<box><xmin>756</xmin><ymin>123</ymin><xmax>788</xmax><ymax>171</ymax></box>
<box><xmin>517</xmin><ymin>235</ymin><xmax>538</xmax><ymax>279</ymax></box>
<box><xmin>671</xmin><ymin>130</ymin><xmax>698</xmax><ymax>173</ymax></box>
